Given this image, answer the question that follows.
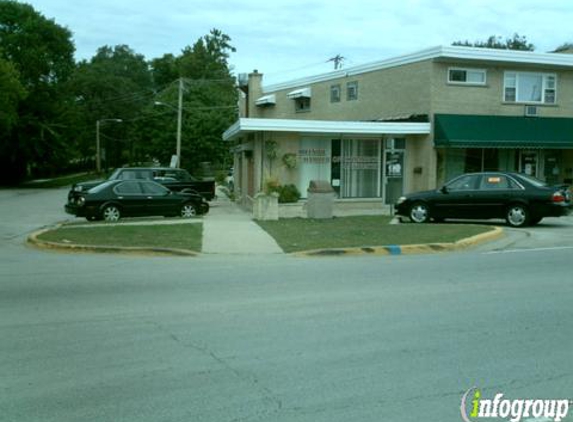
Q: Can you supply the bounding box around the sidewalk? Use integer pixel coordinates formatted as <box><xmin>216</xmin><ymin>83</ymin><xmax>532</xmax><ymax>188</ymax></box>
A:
<box><xmin>201</xmin><ymin>193</ymin><xmax>283</xmax><ymax>254</ymax></box>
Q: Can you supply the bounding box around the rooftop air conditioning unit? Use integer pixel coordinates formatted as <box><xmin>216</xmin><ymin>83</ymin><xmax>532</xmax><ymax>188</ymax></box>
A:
<box><xmin>524</xmin><ymin>105</ymin><xmax>538</xmax><ymax>117</ymax></box>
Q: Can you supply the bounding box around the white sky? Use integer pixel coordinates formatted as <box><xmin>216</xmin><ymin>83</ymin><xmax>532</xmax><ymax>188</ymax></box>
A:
<box><xmin>26</xmin><ymin>0</ymin><xmax>573</xmax><ymax>85</ymax></box>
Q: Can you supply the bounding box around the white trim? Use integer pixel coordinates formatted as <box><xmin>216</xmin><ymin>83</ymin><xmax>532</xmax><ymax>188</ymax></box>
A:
<box><xmin>255</xmin><ymin>94</ymin><xmax>276</xmax><ymax>106</ymax></box>
<box><xmin>287</xmin><ymin>87</ymin><xmax>311</xmax><ymax>99</ymax></box>
<box><xmin>262</xmin><ymin>45</ymin><xmax>573</xmax><ymax>94</ymax></box>
<box><xmin>223</xmin><ymin>118</ymin><xmax>431</xmax><ymax>141</ymax></box>
<box><xmin>447</xmin><ymin>67</ymin><xmax>487</xmax><ymax>85</ymax></box>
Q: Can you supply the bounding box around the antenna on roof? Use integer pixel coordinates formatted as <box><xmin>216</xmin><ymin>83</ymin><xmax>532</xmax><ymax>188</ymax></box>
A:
<box><xmin>327</xmin><ymin>54</ymin><xmax>345</xmax><ymax>70</ymax></box>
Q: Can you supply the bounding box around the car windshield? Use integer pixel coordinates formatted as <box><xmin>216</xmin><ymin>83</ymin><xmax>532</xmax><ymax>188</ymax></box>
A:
<box><xmin>87</xmin><ymin>180</ymin><xmax>115</xmax><ymax>193</ymax></box>
<box><xmin>108</xmin><ymin>168</ymin><xmax>121</xmax><ymax>180</ymax></box>
<box><xmin>516</xmin><ymin>173</ymin><xmax>548</xmax><ymax>187</ymax></box>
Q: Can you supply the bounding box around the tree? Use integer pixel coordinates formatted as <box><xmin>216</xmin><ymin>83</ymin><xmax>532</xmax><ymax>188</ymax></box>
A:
<box><xmin>553</xmin><ymin>42</ymin><xmax>573</xmax><ymax>53</ymax></box>
<box><xmin>69</xmin><ymin>45</ymin><xmax>154</xmax><ymax>169</ymax></box>
<box><xmin>0</xmin><ymin>56</ymin><xmax>25</xmax><ymax>135</ymax></box>
<box><xmin>453</xmin><ymin>34</ymin><xmax>534</xmax><ymax>51</ymax></box>
<box><xmin>0</xmin><ymin>0</ymin><xmax>76</xmax><ymax>182</ymax></box>
<box><xmin>144</xmin><ymin>29</ymin><xmax>238</xmax><ymax>173</ymax></box>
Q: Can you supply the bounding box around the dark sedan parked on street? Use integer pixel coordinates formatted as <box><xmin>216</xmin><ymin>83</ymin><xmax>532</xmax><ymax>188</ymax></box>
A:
<box><xmin>65</xmin><ymin>180</ymin><xmax>209</xmax><ymax>222</ymax></box>
<box><xmin>395</xmin><ymin>172</ymin><xmax>571</xmax><ymax>227</ymax></box>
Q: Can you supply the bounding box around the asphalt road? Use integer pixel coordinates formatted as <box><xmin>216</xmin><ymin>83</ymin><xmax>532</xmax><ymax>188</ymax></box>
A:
<box><xmin>1</xmin><ymin>189</ymin><xmax>572</xmax><ymax>422</ymax></box>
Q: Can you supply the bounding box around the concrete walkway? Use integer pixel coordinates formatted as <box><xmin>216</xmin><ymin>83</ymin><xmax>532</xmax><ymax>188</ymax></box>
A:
<box><xmin>202</xmin><ymin>193</ymin><xmax>283</xmax><ymax>254</ymax></box>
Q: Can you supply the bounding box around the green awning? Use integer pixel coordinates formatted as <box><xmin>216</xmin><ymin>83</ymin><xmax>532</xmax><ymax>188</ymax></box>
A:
<box><xmin>434</xmin><ymin>114</ymin><xmax>573</xmax><ymax>149</ymax></box>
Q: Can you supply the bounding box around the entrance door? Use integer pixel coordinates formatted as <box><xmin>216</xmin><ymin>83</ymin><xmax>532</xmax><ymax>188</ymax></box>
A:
<box><xmin>543</xmin><ymin>153</ymin><xmax>561</xmax><ymax>185</ymax></box>
<box><xmin>383</xmin><ymin>150</ymin><xmax>404</xmax><ymax>205</ymax></box>
<box><xmin>519</xmin><ymin>151</ymin><xmax>539</xmax><ymax>178</ymax></box>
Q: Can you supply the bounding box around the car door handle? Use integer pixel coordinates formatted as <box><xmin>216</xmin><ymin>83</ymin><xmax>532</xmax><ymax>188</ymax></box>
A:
<box><xmin>147</xmin><ymin>196</ymin><xmax>153</xmax><ymax>199</ymax></box>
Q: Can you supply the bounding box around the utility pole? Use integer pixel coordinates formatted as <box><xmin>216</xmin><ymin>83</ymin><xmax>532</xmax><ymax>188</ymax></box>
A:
<box><xmin>176</xmin><ymin>78</ymin><xmax>183</xmax><ymax>168</ymax></box>
<box><xmin>96</xmin><ymin>118</ymin><xmax>122</xmax><ymax>174</ymax></box>
<box><xmin>327</xmin><ymin>54</ymin><xmax>345</xmax><ymax>70</ymax></box>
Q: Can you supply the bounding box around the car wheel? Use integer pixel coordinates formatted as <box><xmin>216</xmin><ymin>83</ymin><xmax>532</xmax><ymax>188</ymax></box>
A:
<box><xmin>102</xmin><ymin>205</ymin><xmax>121</xmax><ymax>222</ymax></box>
<box><xmin>409</xmin><ymin>202</ymin><xmax>430</xmax><ymax>223</ymax></box>
<box><xmin>181</xmin><ymin>203</ymin><xmax>197</xmax><ymax>218</ymax></box>
<box><xmin>506</xmin><ymin>204</ymin><xmax>529</xmax><ymax>228</ymax></box>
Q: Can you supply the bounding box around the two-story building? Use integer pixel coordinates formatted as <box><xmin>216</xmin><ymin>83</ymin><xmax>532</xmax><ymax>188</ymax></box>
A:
<box><xmin>223</xmin><ymin>45</ymin><xmax>573</xmax><ymax>214</ymax></box>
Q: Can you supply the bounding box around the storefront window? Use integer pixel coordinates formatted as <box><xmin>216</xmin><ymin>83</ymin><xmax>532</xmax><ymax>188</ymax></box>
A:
<box><xmin>341</xmin><ymin>139</ymin><xmax>379</xmax><ymax>198</ymax></box>
<box><xmin>299</xmin><ymin>138</ymin><xmax>405</xmax><ymax>200</ymax></box>
<box><xmin>297</xmin><ymin>139</ymin><xmax>331</xmax><ymax>197</ymax></box>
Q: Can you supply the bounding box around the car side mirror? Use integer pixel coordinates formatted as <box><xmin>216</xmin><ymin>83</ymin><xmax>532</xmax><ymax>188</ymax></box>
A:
<box><xmin>440</xmin><ymin>185</ymin><xmax>449</xmax><ymax>194</ymax></box>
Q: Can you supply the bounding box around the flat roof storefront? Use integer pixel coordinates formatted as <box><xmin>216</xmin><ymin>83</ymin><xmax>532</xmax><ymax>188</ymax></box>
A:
<box><xmin>224</xmin><ymin>118</ymin><xmax>432</xmax><ymax>206</ymax></box>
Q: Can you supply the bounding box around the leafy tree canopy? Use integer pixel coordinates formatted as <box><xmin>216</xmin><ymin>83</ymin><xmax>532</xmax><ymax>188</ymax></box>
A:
<box><xmin>0</xmin><ymin>55</ymin><xmax>26</xmax><ymax>134</ymax></box>
<box><xmin>453</xmin><ymin>33</ymin><xmax>534</xmax><ymax>51</ymax></box>
<box><xmin>0</xmin><ymin>0</ymin><xmax>76</xmax><ymax>183</ymax></box>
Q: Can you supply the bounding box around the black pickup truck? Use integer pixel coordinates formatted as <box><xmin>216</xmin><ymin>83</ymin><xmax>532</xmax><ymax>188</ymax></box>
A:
<box><xmin>70</xmin><ymin>167</ymin><xmax>216</xmax><ymax>200</ymax></box>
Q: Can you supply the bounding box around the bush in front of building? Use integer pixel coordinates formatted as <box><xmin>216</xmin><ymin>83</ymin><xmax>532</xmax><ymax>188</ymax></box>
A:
<box><xmin>264</xmin><ymin>180</ymin><xmax>301</xmax><ymax>203</ymax></box>
<box><xmin>277</xmin><ymin>184</ymin><xmax>301</xmax><ymax>203</ymax></box>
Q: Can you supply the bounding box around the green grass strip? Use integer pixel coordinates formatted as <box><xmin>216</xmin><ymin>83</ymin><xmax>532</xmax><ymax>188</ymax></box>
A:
<box><xmin>38</xmin><ymin>223</ymin><xmax>202</xmax><ymax>252</ymax></box>
<box><xmin>257</xmin><ymin>216</ymin><xmax>492</xmax><ymax>253</ymax></box>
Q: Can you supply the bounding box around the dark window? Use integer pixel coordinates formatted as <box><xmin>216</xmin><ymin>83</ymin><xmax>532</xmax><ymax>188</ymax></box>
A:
<box><xmin>295</xmin><ymin>97</ymin><xmax>311</xmax><ymax>112</ymax></box>
<box><xmin>114</xmin><ymin>181</ymin><xmax>143</xmax><ymax>195</ymax></box>
<box><xmin>141</xmin><ymin>181</ymin><xmax>169</xmax><ymax>195</ymax></box>
<box><xmin>347</xmin><ymin>81</ymin><xmax>358</xmax><ymax>101</ymax></box>
<box><xmin>118</xmin><ymin>170</ymin><xmax>152</xmax><ymax>180</ymax></box>
<box><xmin>479</xmin><ymin>175</ymin><xmax>520</xmax><ymax>190</ymax></box>
<box><xmin>330</xmin><ymin>84</ymin><xmax>341</xmax><ymax>103</ymax></box>
<box><xmin>447</xmin><ymin>174</ymin><xmax>480</xmax><ymax>191</ymax></box>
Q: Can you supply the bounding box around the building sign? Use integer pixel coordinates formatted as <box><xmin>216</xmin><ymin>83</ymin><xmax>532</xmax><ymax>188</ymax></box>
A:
<box><xmin>298</xmin><ymin>148</ymin><xmax>330</xmax><ymax>164</ymax></box>
<box><xmin>338</xmin><ymin>156</ymin><xmax>379</xmax><ymax>170</ymax></box>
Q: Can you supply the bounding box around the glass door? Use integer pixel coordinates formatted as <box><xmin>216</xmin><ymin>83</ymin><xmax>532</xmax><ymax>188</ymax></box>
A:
<box><xmin>383</xmin><ymin>139</ymin><xmax>405</xmax><ymax>205</ymax></box>
<box><xmin>519</xmin><ymin>151</ymin><xmax>539</xmax><ymax>178</ymax></box>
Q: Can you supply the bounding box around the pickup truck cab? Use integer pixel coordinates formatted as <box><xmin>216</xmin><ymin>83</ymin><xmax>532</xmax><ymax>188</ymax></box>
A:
<box><xmin>70</xmin><ymin>167</ymin><xmax>216</xmax><ymax>201</ymax></box>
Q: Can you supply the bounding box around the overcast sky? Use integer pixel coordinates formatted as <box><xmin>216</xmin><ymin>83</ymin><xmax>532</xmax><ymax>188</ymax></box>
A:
<box><xmin>26</xmin><ymin>0</ymin><xmax>573</xmax><ymax>85</ymax></box>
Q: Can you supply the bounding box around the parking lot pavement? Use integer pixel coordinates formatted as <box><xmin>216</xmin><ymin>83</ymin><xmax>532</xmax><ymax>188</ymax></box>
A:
<box><xmin>472</xmin><ymin>215</ymin><xmax>573</xmax><ymax>253</ymax></box>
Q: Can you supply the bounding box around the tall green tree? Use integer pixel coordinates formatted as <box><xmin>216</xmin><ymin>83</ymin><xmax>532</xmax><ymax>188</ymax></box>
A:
<box><xmin>0</xmin><ymin>56</ymin><xmax>26</xmax><ymax>135</ymax></box>
<box><xmin>147</xmin><ymin>29</ymin><xmax>238</xmax><ymax>173</ymax></box>
<box><xmin>0</xmin><ymin>0</ymin><xmax>75</xmax><ymax>182</ymax></box>
<box><xmin>453</xmin><ymin>34</ymin><xmax>534</xmax><ymax>51</ymax></box>
<box><xmin>69</xmin><ymin>45</ymin><xmax>154</xmax><ymax>169</ymax></box>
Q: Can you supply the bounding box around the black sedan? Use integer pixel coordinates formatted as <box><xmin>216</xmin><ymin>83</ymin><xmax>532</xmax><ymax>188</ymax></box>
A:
<box><xmin>395</xmin><ymin>172</ymin><xmax>571</xmax><ymax>227</ymax></box>
<box><xmin>65</xmin><ymin>180</ymin><xmax>209</xmax><ymax>222</ymax></box>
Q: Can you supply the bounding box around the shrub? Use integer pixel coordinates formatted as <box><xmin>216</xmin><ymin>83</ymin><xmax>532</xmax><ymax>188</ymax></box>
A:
<box><xmin>277</xmin><ymin>184</ymin><xmax>301</xmax><ymax>203</ymax></box>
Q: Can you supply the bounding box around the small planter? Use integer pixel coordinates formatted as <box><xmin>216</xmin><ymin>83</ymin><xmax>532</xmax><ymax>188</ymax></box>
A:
<box><xmin>253</xmin><ymin>192</ymin><xmax>279</xmax><ymax>220</ymax></box>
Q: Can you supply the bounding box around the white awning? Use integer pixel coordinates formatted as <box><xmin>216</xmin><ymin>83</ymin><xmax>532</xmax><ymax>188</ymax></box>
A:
<box><xmin>255</xmin><ymin>94</ymin><xmax>276</xmax><ymax>106</ymax></box>
<box><xmin>223</xmin><ymin>118</ymin><xmax>431</xmax><ymax>141</ymax></box>
<box><xmin>287</xmin><ymin>87</ymin><xmax>311</xmax><ymax>99</ymax></box>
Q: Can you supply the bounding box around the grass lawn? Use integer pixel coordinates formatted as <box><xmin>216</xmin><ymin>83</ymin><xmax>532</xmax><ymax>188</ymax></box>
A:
<box><xmin>37</xmin><ymin>223</ymin><xmax>202</xmax><ymax>252</ymax></box>
<box><xmin>257</xmin><ymin>216</ymin><xmax>494</xmax><ymax>253</ymax></box>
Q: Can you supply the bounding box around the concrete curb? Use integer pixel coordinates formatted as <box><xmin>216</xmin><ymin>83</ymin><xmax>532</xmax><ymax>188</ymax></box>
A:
<box><xmin>27</xmin><ymin>223</ymin><xmax>503</xmax><ymax>258</ymax></box>
<box><xmin>292</xmin><ymin>226</ymin><xmax>504</xmax><ymax>257</ymax></box>
<box><xmin>27</xmin><ymin>226</ymin><xmax>198</xmax><ymax>257</ymax></box>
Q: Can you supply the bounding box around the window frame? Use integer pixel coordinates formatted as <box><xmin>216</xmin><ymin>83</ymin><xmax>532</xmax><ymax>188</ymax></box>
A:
<box><xmin>447</xmin><ymin>67</ymin><xmax>487</xmax><ymax>86</ymax></box>
<box><xmin>503</xmin><ymin>71</ymin><xmax>557</xmax><ymax>104</ymax></box>
<box><xmin>294</xmin><ymin>97</ymin><xmax>311</xmax><ymax>113</ymax></box>
<box><xmin>346</xmin><ymin>81</ymin><xmax>358</xmax><ymax>101</ymax></box>
<box><xmin>330</xmin><ymin>84</ymin><xmax>341</xmax><ymax>103</ymax></box>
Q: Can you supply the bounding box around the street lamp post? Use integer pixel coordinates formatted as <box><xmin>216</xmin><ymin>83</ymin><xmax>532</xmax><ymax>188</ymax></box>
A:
<box><xmin>155</xmin><ymin>78</ymin><xmax>184</xmax><ymax>168</ymax></box>
<box><xmin>96</xmin><ymin>118</ymin><xmax>123</xmax><ymax>174</ymax></box>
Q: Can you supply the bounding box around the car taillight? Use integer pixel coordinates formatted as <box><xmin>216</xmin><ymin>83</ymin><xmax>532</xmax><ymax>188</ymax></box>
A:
<box><xmin>552</xmin><ymin>191</ymin><xmax>565</xmax><ymax>203</ymax></box>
